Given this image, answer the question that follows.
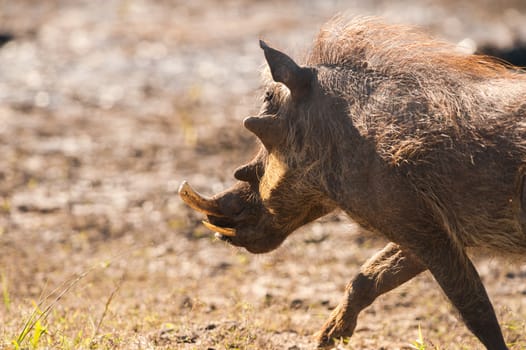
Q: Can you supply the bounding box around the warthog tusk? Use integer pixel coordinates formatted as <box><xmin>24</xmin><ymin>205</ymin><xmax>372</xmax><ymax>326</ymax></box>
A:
<box><xmin>202</xmin><ymin>220</ymin><xmax>236</xmax><ymax>237</ymax></box>
<box><xmin>178</xmin><ymin>181</ymin><xmax>225</xmax><ymax>217</ymax></box>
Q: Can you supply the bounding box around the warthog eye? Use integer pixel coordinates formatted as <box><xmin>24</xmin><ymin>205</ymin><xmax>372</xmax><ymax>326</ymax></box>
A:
<box><xmin>264</xmin><ymin>90</ymin><xmax>274</xmax><ymax>102</ymax></box>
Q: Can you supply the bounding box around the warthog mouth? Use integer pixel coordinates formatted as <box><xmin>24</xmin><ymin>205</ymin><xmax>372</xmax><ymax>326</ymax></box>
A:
<box><xmin>203</xmin><ymin>215</ymin><xmax>237</xmax><ymax>241</ymax></box>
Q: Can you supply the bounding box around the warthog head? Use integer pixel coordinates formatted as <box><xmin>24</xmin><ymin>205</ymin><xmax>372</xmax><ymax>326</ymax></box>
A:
<box><xmin>179</xmin><ymin>40</ymin><xmax>340</xmax><ymax>253</ymax></box>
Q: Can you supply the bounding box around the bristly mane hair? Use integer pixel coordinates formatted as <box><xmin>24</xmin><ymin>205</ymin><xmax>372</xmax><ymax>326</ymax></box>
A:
<box><xmin>307</xmin><ymin>16</ymin><xmax>522</xmax><ymax>79</ymax></box>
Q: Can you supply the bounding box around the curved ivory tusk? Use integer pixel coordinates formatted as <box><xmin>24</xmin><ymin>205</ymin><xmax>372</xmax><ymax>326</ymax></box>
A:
<box><xmin>202</xmin><ymin>220</ymin><xmax>236</xmax><ymax>237</ymax></box>
<box><xmin>178</xmin><ymin>181</ymin><xmax>225</xmax><ymax>217</ymax></box>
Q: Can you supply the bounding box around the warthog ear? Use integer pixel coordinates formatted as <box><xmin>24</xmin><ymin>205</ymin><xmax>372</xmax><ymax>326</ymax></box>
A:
<box><xmin>260</xmin><ymin>40</ymin><xmax>313</xmax><ymax>99</ymax></box>
<box><xmin>244</xmin><ymin>115</ymin><xmax>284</xmax><ymax>150</ymax></box>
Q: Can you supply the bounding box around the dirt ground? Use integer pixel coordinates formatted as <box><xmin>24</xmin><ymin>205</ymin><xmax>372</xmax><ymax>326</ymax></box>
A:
<box><xmin>0</xmin><ymin>1</ymin><xmax>525</xmax><ymax>349</ymax></box>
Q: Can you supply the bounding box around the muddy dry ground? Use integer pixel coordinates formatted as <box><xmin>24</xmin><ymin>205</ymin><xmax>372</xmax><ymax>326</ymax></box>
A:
<box><xmin>0</xmin><ymin>1</ymin><xmax>525</xmax><ymax>349</ymax></box>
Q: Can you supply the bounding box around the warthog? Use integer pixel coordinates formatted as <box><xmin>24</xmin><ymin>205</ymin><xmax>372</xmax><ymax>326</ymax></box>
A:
<box><xmin>179</xmin><ymin>17</ymin><xmax>526</xmax><ymax>349</ymax></box>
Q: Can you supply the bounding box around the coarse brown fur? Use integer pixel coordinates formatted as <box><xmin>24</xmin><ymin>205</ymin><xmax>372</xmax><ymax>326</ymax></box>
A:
<box><xmin>180</xmin><ymin>16</ymin><xmax>526</xmax><ymax>349</ymax></box>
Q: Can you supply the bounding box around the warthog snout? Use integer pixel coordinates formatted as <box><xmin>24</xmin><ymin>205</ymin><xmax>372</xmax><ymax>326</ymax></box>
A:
<box><xmin>179</xmin><ymin>178</ymin><xmax>294</xmax><ymax>253</ymax></box>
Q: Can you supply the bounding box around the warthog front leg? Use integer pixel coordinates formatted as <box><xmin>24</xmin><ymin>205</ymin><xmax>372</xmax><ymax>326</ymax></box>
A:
<box><xmin>410</xmin><ymin>238</ymin><xmax>509</xmax><ymax>350</ymax></box>
<box><xmin>315</xmin><ymin>242</ymin><xmax>425</xmax><ymax>348</ymax></box>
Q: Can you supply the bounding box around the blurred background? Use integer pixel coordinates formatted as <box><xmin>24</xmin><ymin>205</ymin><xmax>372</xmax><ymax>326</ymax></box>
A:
<box><xmin>1</xmin><ymin>1</ymin><xmax>525</xmax><ymax>349</ymax></box>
